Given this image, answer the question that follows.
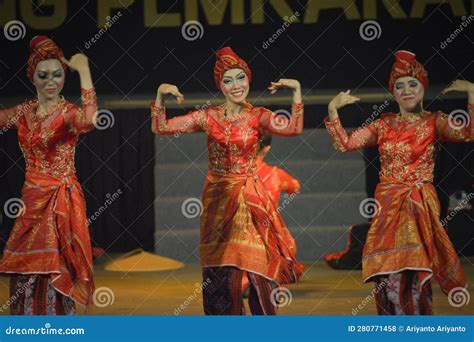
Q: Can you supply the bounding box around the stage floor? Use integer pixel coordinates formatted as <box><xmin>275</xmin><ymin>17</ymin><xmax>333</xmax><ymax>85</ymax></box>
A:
<box><xmin>0</xmin><ymin>258</ymin><xmax>473</xmax><ymax>315</ymax></box>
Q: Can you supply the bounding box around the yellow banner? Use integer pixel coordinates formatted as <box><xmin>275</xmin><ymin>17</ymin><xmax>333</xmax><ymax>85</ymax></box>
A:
<box><xmin>1</xmin><ymin>0</ymin><xmax>473</xmax><ymax>29</ymax></box>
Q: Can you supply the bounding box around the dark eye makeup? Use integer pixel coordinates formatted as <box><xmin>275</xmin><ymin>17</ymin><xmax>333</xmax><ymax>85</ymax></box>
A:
<box><xmin>36</xmin><ymin>70</ymin><xmax>63</xmax><ymax>80</ymax></box>
<box><xmin>395</xmin><ymin>80</ymin><xmax>418</xmax><ymax>90</ymax></box>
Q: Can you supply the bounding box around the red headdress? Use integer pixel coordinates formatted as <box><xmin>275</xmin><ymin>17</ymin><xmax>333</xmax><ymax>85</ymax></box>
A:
<box><xmin>388</xmin><ymin>50</ymin><xmax>429</xmax><ymax>93</ymax></box>
<box><xmin>214</xmin><ymin>47</ymin><xmax>251</xmax><ymax>90</ymax></box>
<box><xmin>27</xmin><ymin>35</ymin><xmax>67</xmax><ymax>82</ymax></box>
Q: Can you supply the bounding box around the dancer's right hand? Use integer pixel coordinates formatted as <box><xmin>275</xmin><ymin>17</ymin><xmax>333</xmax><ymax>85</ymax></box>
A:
<box><xmin>328</xmin><ymin>90</ymin><xmax>360</xmax><ymax>114</ymax></box>
<box><xmin>157</xmin><ymin>84</ymin><xmax>184</xmax><ymax>104</ymax></box>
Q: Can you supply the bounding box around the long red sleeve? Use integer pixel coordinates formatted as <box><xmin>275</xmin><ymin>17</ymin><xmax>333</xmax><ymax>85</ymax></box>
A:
<box><xmin>436</xmin><ymin>103</ymin><xmax>473</xmax><ymax>142</ymax></box>
<box><xmin>260</xmin><ymin>102</ymin><xmax>304</xmax><ymax>137</ymax></box>
<box><xmin>324</xmin><ymin>116</ymin><xmax>379</xmax><ymax>152</ymax></box>
<box><xmin>150</xmin><ymin>102</ymin><xmax>207</xmax><ymax>135</ymax></box>
<box><xmin>64</xmin><ymin>87</ymin><xmax>98</xmax><ymax>134</ymax></box>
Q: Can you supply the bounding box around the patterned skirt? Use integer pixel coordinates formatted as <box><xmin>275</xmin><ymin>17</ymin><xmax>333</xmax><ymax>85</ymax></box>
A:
<box><xmin>373</xmin><ymin>271</ymin><xmax>433</xmax><ymax>315</ymax></box>
<box><xmin>363</xmin><ymin>177</ymin><xmax>466</xmax><ymax>295</ymax></box>
<box><xmin>0</xmin><ymin>170</ymin><xmax>94</xmax><ymax>309</ymax></box>
<box><xmin>200</xmin><ymin>172</ymin><xmax>304</xmax><ymax>285</ymax></box>
<box><xmin>9</xmin><ymin>274</ymin><xmax>75</xmax><ymax>315</ymax></box>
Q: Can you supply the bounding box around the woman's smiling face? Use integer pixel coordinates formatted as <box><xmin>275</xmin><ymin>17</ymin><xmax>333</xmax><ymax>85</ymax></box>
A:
<box><xmin>220</xmin><ymin>68</ymin><xmax>249</xmax><ymax>105</ymax></box>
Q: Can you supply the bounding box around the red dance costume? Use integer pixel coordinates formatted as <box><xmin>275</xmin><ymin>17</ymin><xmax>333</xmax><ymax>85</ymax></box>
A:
<box><xmin>325</xmin><ymin>51</ymin><xmax>472</xmax><ymax>315</ymax></box>
<box><xmin>152</xmin><ymin>47</ymin><xmax>304</xmax><ymax>314</ymax></box>
<box><xmin>0</xmin><ymin>37</ymin><xmax>96</xmax><ymax>314</ymax></box>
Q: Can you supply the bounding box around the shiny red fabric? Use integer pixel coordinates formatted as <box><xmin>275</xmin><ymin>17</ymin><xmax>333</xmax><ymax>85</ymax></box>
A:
<box><xmin>256</xmin><ymin>160</ymin><xmax>300</xmax><ymax>205</ymax></box>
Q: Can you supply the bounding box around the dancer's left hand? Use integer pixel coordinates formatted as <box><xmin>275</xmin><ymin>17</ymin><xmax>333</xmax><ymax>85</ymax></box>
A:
<box><xmin>268</xmin><ymin>79</ymin><xmax>301</xmax><ymax>94</ymax></box>
<box><xmin>442</xmin><ymin>80</ymin><xmax>474</xmax><ymax>94</ymax></box>
<box><xmin>61</xmin><ymin>54</ymin><xmax>90</xmax><ymax>74</ymax></box>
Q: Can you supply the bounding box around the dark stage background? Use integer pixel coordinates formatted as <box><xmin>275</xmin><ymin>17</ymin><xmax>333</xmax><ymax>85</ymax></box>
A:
<box><xmin>0</xmin><ymin>0</ymin><xmax>473</xmax><ymax>253</ymax></box>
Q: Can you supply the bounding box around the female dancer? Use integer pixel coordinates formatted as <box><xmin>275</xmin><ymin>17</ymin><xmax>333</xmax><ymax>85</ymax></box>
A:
<box><xmin>0</xmin><ymin>36</ymin><xmax>97</xmax><ymax>314</ymax></box>
<box><xmin>151</xmin><ymin>47</ymin><xmax>304</xmax><ymax>315</ymax></box>
<box><xmin>325</xmin><ymin>50</ymin><xmax>473</xmax><ymax>315</ymax></box>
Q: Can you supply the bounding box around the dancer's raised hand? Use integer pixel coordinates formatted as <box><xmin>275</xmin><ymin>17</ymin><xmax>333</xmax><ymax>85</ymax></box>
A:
<box><xmin>329</xmin><ymin>90</ymin><xmax>360</xmax><ymax>112</ymax></box>
<box><xmin>156</xmin><ymin>83</ymin><xmax>184</xmax><ymax>105</ymax></box>
<box><xmin>442</xmin><ymin>80</ymin><xmax>474</xmax><ymax>94</ymax></box>
<box><xmin>61</xmin><ymin>54</ymin><xmax>90</xmax><ymax>74</ymax></box>
<box><xmin>328</xmin><ymin>90</ymin><xmax>360</xmax><ymax>121</ymax></box>
<box><xmin>61</xmin><ymin>54</ymin><xmax>93</xmax><ymax>89</ymax></box>
<box><xmin>268</xmin><ymin>79</ymin><xmax>301</xmax><ymax>94</ymax></box>
<box><xmin>268</xmin><ymin>79</ymin><xmax>302</xmax><ymax>103</ymax></box>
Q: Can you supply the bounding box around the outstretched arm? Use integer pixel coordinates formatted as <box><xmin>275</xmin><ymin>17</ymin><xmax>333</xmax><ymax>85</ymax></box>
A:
<box><xmin>325</xmin><ymin>90</ymin><xmax>379</xmax><ymax>152</ymax></box>
<box><xmin>260</xmin><ymin>79</ymin><xmax>303</xmax><ymax>137</ymax></box>
<box><xmin>151</xmin><ymin>83</ymin><xmax>205</xmax><ymax>135</ymax></box>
